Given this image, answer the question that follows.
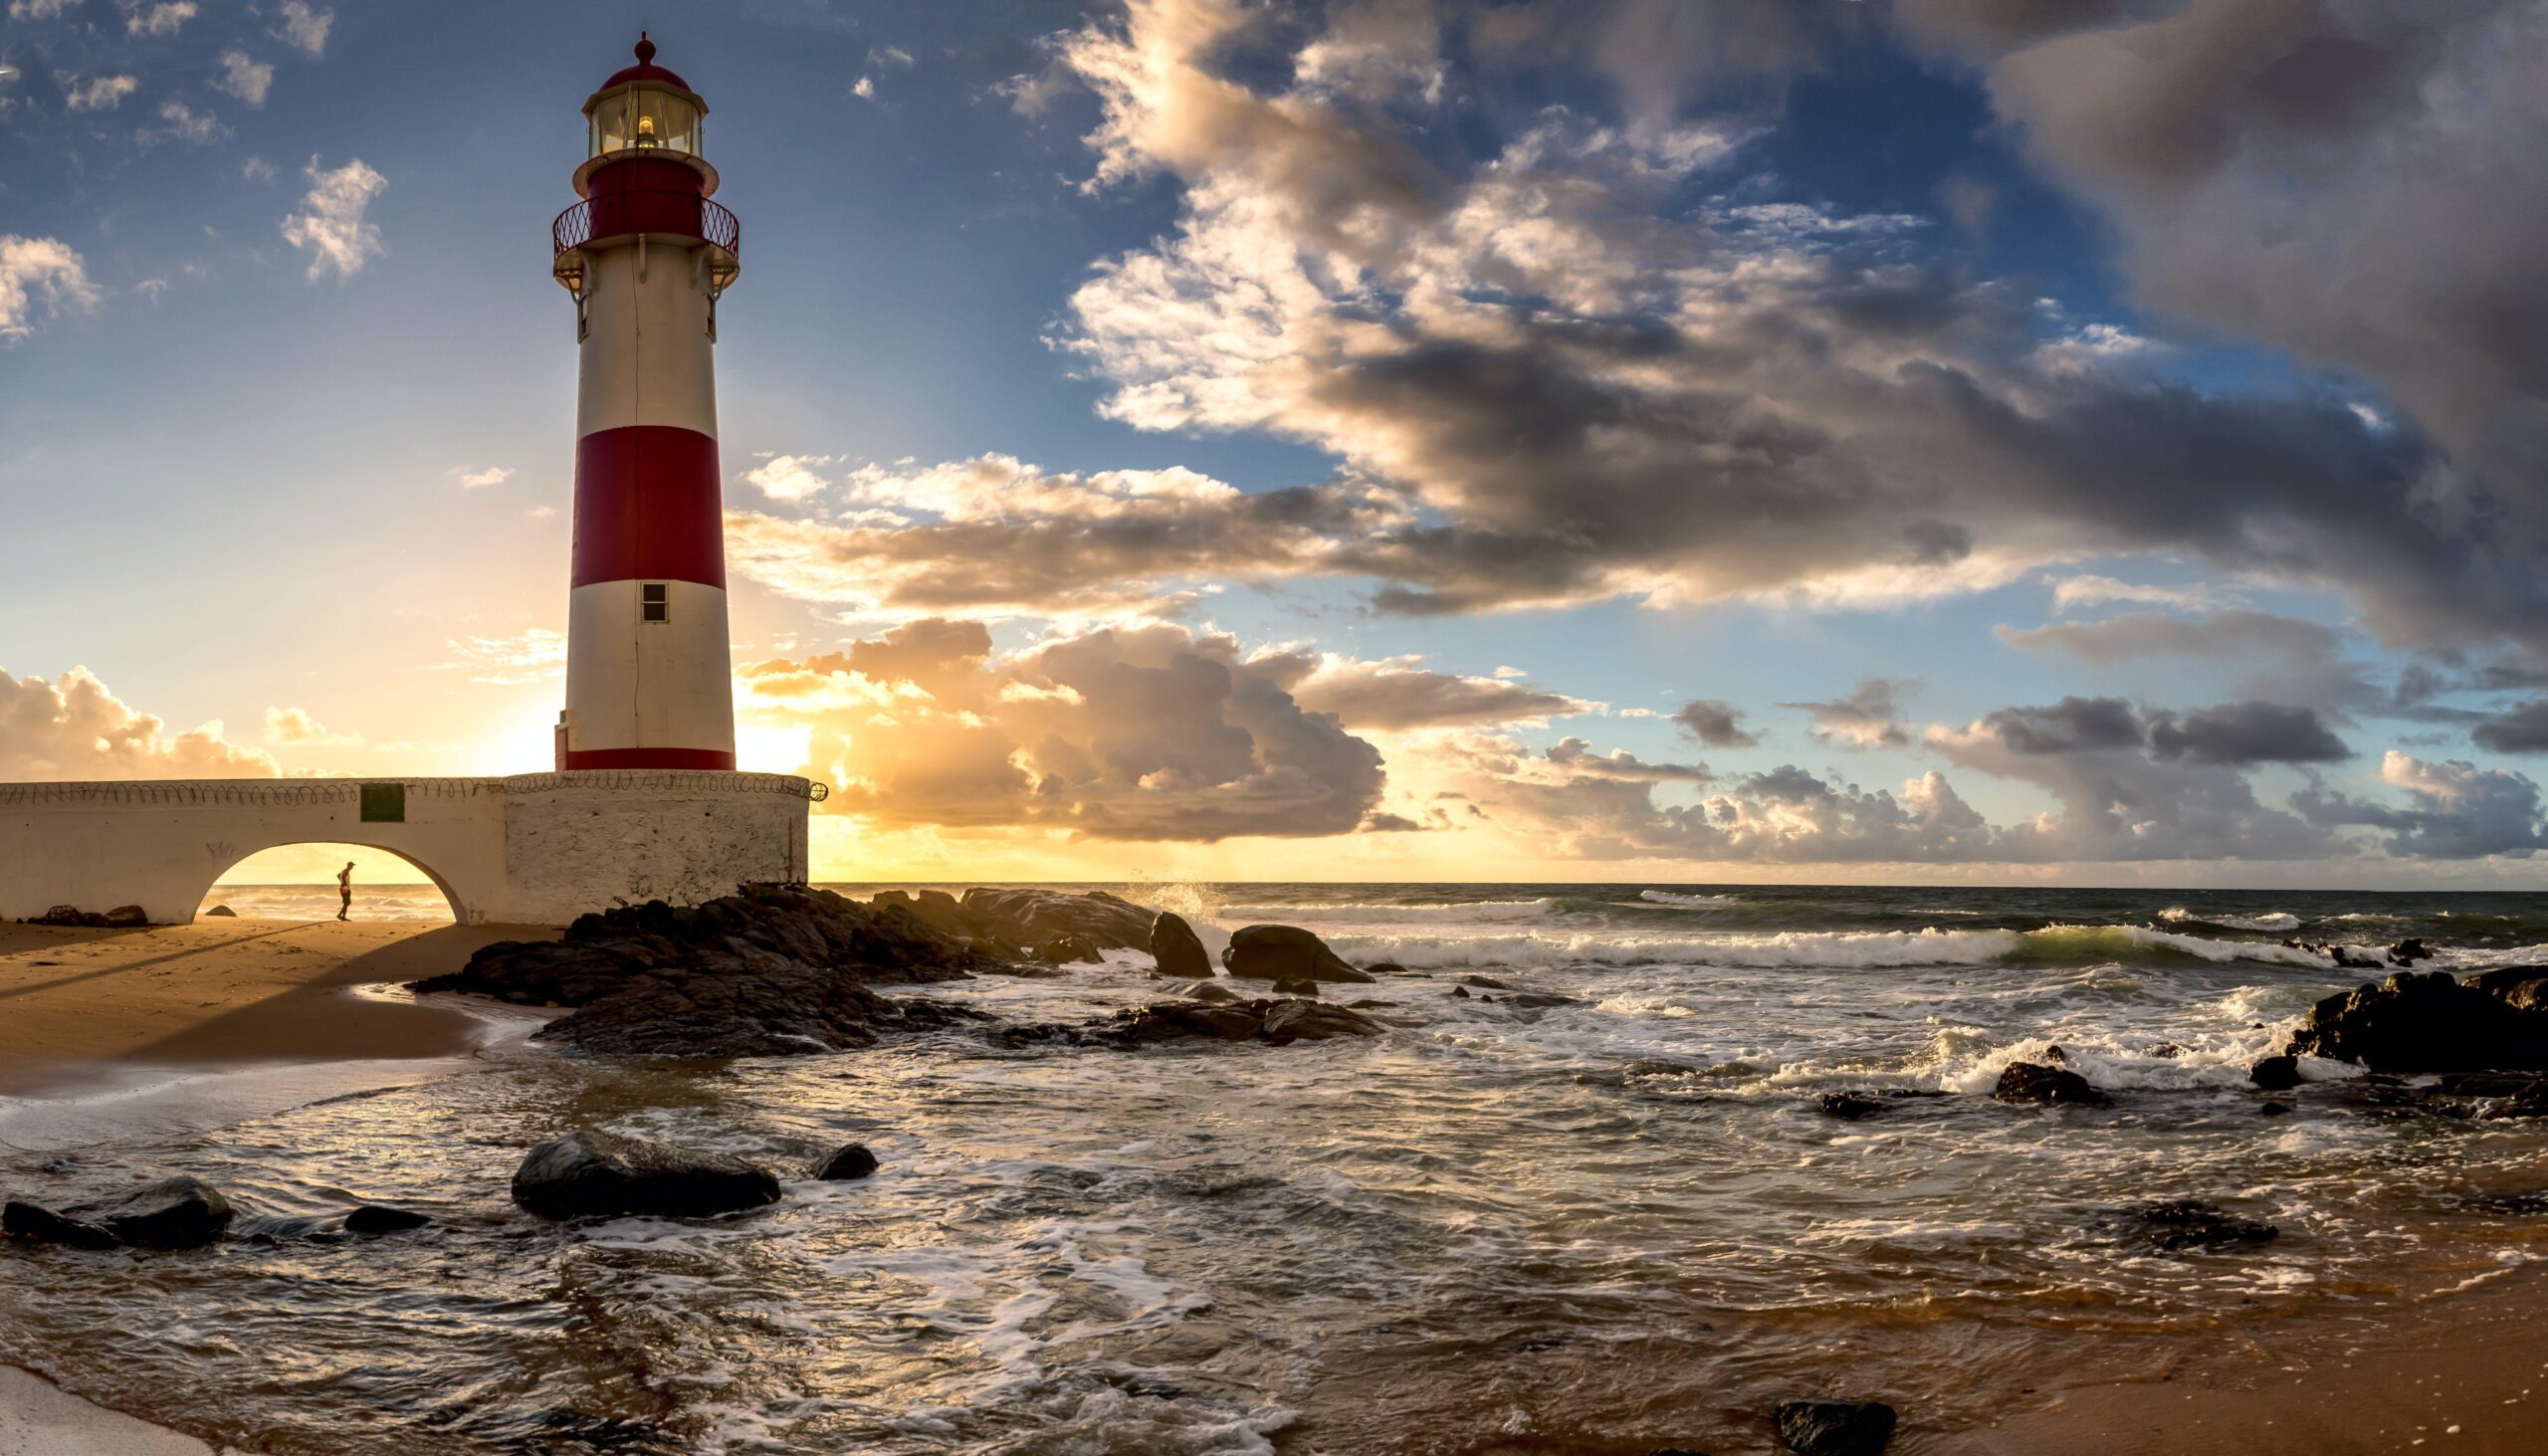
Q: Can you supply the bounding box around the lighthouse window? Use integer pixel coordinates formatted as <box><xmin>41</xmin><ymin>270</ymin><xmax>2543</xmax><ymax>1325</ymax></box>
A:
<box><xmin>591</xmin><ymin>90</ymin><xmax>702</xmax><ymax>159</ymax></box>
<box><xmin>641</xmin><ymin>582</ymin><xmax>669</xmax><ymax>622</ymax></box>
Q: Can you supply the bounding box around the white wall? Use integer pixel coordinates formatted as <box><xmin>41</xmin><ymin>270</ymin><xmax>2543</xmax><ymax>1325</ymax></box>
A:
<box><xmin>0</xmin><ymin>772</ymin><xmax>811</xmax><ymax>926</ymax></box>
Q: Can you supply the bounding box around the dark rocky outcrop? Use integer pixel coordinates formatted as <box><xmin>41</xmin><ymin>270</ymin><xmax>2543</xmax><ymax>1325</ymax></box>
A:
<box><xmin>959</xmin><ymin>888</ymin><xmax>1156</xmax><ymax>950</ymax></box>
<box><xmin>2248</xmin><ymin>1055</ymin><xmax>2302</xmax><ymax>1091</ymax></box>
<box><xmin>1270</xmin><ymin>975</ymin><xmax>1321</xmax><ymax>997</ymax></box>
<box><xmin>25</xmin><ymin>903</ymin><xmax>152</xmax><ymax>929</ymax></box>
<box><xmin>409</xmin><ymin>884</ymin><xmax>991</xmax><ymax>1058</ymax></box>
<box><xmin>344</xmin><ymin>1204</ymin><xmax>432</xmax><ymax>1234</ymax></box>
<box><xmin>512</xmin><ymin>1130</ymin><xmax>782</xmax><ymax>1220</ymax></box>
<box><xmin>1992</xmin><ymin>1062</ymin><xmax>2110</xmax><ymax>1107</ymax></box>
<box><xmin>1183</xmin><ymin>980</ymin><xmax>1241</xmax><ymax>1003</ymax></box>
<box><xmin>1149</xmin><ymin>912</ymin><xmax>1213</xmax><ymax>979</ymax></box>
<box><xmin>2465</xmin><ymin>966</ymin><xmax>2548</xmax><ymax>1012</ymax></box>
<box><xmin>2115</xmin><ymin>1199</ymin><xmax>2277</xmax><ymax>1252</ymax></box>
<box><xmin>1775</xmin><ymin>1398</ymin><xmax>1896</xmax><ymax>1456</ymax></box>
<box><xmin>1030</xmin><ymin>934</ymin><xmax>1103</xmax><ymax>965</ymax></box>
<box><xmin>6</xmin><ymin>1175</ymin><xmax>234</xmax><ymax>1250</ymax></box>
<box><xmin>812</xmin><ymin>1144</ymin><xmax>879</xmax><ymax>1180</ymax></box>
<box><xmin>999</xmin><ymin>997</ymin><xmax>1382</xmax><ymax>1050</ymax></box>
<box><xmin>2284</xmin><ymin>969</ymin><xmax>2548</xmax><ymax>1073</ymax></box>
<box><xmin>1816</xmin><ymin>1090</ymin><xmax>1949</xmax><ymax>1121</ymax></box>
<box><xmin>1365</xmin><ymin>960</ymin><xmax>1410</xmax><ymax>975</ymax></box>
<box><xmin>1504</xmin><ymin>991</ymin><xmax>1582</xmax><ymax>1009</ymax></box>
<box><xmin>2388</xmin><ymin>937</ymin><xmax>2435</xmax><ymax>965</ymax></box>
<box><xmin>1220</xmin><ymin>925</ymin><xmax>1375</xmax><ymax>983</ymax></box>
<box><xmin>202</xmin><ymin>905</ymin><xmax>238</xmax><ymax>918</ymax></box>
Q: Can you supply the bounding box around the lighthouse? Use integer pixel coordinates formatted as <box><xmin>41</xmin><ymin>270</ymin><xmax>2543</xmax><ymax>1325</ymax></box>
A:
<box><xmin>550</xmin><ymin>34</ymin><xmax>742</xmax><ymax>771</ymax></box>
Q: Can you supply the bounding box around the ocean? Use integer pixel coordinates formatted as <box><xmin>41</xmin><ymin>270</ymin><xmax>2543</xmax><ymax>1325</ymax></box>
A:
<box><xmin>7</xmin><ymin>882</ymin><xmax>2548</xmax><ymax>1453</ymax></box>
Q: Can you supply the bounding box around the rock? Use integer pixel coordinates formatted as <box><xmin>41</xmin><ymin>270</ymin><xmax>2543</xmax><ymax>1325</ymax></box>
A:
<box><xmin>1992</xmin><ymin>1062</ymin><xmax>2110</xmax><ymax>1107</ymax></box>
<box><xmin>1260</xmin><ymin>999</ymin><xmax>1383</xmax><ymax>1045</ymax></box>
<box><xmin>1815</xmin><ymin>1090</ymin><xmax>1947</xmax><ymax>1120</ymax></box>
<box><xmin>2119</xmin><ymin>1198</ymin><xmax>2277</xmax><ymax>1252</ymax></box>
<box><xmin>1150</xmin><ymin>912</ymin><xmax>1213</xmax><ymax>980</ymax></box>
<box><xmin>99</xmin><ymin>905</ymin><xmax>148</xmax><ymax>928</ymax></box>
<box><xmin>2259</xmin><ymin>1101</ymin><xmax>2293</xmax><ymax>1117</ymax></box>
<box><xmin>1221</xmin><ymin>925</ymin><xmax>1375</xmax><ymax>983</ymax></box>
<box><xmin>1449</xmin><ymin>985</ymin><xmax>1470</xmax><ymax>999</ymax></box>
<box><xmin>511</xmin><ymin>1129</ymin><xmax>782</xmax><ymax>1220</ymax></box>
<box><xmin>343</xmin><ymin>1204</ymin><xmax>431</xmax><ymax>1234</ymax></box>
<box><xmin>17</xmin><ymin>1175</ymin><xmax>237</xmax><ymax>1250</ymax></box>
<box><xmin>2146</xmin><ymin>1041</ymin><xmax>2186</xmax><ymax>1058</ymax></box>
<box><xmin>1184</xmin><ymin>980</ymin><xmax>1241</xmax><ymax>1003</ymax></box>
<box><xmin>1365</xmin><ymin>961</ymin><xmax>1410</xmax><ymax>975</ymax></box>
<box><xmin>870</xmin><ymin>889</ymin><xmax>973</xmax><ymax>937</ymax></box>
<box><xmin>1505</xmin><ymin>991</ymin><xmax>1581</xmax><ymax>1009</ymax></box>
<box><xmin>2388</xmin><ymin>937</ymin><xmax>2435</xmax><ymax>965</ymax></box>
<box><xmin>3</xmin><ymin>1201</ymin><xmax>119</xmax><ymax>1250</ymax></box>
<box><xmin>2465</xmin><ymin>965</ymin><xmax>2548</xmax><ymax>1012</ymax></box>
<box><xmin>202</xmin><ymin>905</ymin><xmax>238</xmax><ymax>918</ymax></box>
<box><xmin>408</xmin><ymin>884</ymin><xmax>991</xmax><ymax>1058</ymax></box>
<box><xmin>1460</xmin><ymin>974</ymin><xmax>1515</xmax><ymax>990</ymax></box>
<box><xmin>2248</xmin><ymin>1055</ymin><xmax>2302</xmax><ymax>1091</ymax></box>
<box><xmin>1030</xmin><ymin>934</ymin><xmax>1103</xmax><ymax>965</ymax></box>
<box><xmin>1775</xmin><ymin>1398</ymin><xmax>1897</xmax><ymax>1456</ymax></box>
<box><xmin>812</xmin><ymin>1144</ymin><xmax>879</xmax><ymax>1180</ymax></box>
<box><xmin>2040</xmin><ymin>1044</ymin><xmax>2068</xmax><ymax>1065</ymax></box>
<box><xmin>2284</xmin><ymin>969</ymin><xmax>2548</xmax><ymax>1073</ymax></box>
<box><xmin>32</xmin><ymin>905</ymin><xmax>86</xmax><ymax>927</ymax></box>
<box><xmin>1269</xmin><ymin>975</ymin><xmax>1322</xmax><ymax>998</ymax></box>
<box><xmin>960</xmin><ymin>887</ymin><xmax>1156</xmax><ymax>950</ymax></box>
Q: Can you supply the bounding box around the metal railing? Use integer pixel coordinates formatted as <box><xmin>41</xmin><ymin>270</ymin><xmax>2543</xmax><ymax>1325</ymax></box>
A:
<box><xmin>551</xmin><ymin>197</ymin><xmax>741</xmax><ymax>260</ymax></box>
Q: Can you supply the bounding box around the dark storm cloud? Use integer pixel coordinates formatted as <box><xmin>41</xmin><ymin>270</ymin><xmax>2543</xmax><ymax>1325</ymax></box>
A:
<box><xmin>1981</xmin><ymin>695</ymin><xmax>2144</xmax><ymax>754</ymax></box>
<box><xmin>2293</xmin><ymin>752</ymin><xmax>2548</xmax><ymax>860</ymax></box>
<box><xmin>1780</xmin><ymin>680</ymin><xmax>1915</xmax><ymax>748</ymax></box>
<box><xmin>1672</xmin><ymin>698</ymin><xmax>1760</xmax><ymax>747</ymax></box>
<box><xmin>2145</xmin><ymin>700</ymin><xmax>2351</xmax><ymax>765</ymax></box>
<box><xmin>2472</xmin><ymin>701</ymin><xmax>2548</xmax><ymax>755</ymax></box>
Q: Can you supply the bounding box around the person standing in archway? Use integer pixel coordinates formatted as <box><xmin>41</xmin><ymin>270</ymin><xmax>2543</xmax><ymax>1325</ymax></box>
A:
<box><xmin>336</xmin><ymin>862</ymin><xmax>354</xmax><ymax>922</ymax></box>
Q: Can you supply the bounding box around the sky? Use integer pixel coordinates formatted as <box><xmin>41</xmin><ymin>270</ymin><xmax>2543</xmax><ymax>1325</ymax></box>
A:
<box><xmin>6</xmin><ymin>0</ymin><xmax>2548</xmax><ymax>888</ymax></box>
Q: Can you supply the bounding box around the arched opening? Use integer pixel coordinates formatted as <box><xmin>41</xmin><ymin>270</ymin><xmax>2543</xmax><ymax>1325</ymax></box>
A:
<box><xmin>200</xmin><ymin>843</ymin><xmax>460</xmax><ymax>925</ymax></box>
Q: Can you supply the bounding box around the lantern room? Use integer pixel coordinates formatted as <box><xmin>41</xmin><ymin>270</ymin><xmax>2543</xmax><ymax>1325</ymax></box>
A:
<box><xmin>570</xmin><ymin>33</ymin><xmax>721</xmax><ymax>199</ymax></box>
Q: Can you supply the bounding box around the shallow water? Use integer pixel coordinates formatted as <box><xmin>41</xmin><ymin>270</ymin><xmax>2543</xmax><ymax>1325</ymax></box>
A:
<box><xmin>9</xmin><ymin>883</ymin><xmax>2548</xmax><ymax>1453</ymax></box>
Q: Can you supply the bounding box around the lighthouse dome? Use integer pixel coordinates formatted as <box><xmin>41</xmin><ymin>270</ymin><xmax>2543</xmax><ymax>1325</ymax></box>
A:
<box><xmin>602</xmin><ymin>33</ymin><xmax>690</xmax><ymax>92</ymax></box>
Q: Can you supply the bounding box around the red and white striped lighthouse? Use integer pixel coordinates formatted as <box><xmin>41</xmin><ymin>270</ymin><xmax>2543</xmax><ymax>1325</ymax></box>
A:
<box><xmin>550</xmin><ymin>34</ymin><xmax>742</xmax><ymax>771</ymax></box>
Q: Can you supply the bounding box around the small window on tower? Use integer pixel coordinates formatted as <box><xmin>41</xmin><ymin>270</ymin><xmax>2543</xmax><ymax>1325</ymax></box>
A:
<box><xmin>642</xmin><ymin>582</ymin><xmax>669</xmax><ymax>623</ymax></box>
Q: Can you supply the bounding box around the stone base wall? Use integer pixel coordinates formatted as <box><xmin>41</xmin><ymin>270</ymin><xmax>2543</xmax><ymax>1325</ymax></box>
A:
<box><xmin>0</xmin><ymin>771</ymin><xmax>813</xmax><ymax>926</ymax></box>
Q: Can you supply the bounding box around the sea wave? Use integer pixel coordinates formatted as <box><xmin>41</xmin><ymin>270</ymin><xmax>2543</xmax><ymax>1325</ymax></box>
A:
<box><xmin>1317</xmin><ymin>920</ymin><xmax>2352</xmax><ymax>971</ymax></box>
<box><xmin>1638</xmin><ymin>890</ymin><xmax>1740</xmax><ymax>909</ymax></box>
<box><xmin>1213</xmin><ymin>897</ymin><xmax>1561</xmax><ymax>926</ymax></box>
<box><xmin>2158</xmin><ymin>907</ymin><xmax>2301</xmax><ymax>934</ymax></box>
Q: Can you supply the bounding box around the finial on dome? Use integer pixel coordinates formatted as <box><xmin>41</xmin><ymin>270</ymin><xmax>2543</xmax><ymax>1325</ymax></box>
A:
<box><xmin>634</xmin><ymin>33</ymin><xmax>657</xmax><ymax>67</ymax></box>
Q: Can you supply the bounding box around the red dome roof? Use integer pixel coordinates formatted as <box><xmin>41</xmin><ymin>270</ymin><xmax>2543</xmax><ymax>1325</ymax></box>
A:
<box><xmin>602</xmin><ymin>33</ymin><xmax>691</xmax><ymax>92</ymax></box>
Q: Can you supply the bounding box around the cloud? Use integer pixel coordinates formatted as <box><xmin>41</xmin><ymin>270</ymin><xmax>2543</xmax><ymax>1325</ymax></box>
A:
<box><xmin>0</xmin><ymin>665</ymin><xmax>278</xmax><ymax>778</ymax></box>
<box><xmin>124</xmin><ymin>1</ymin><xmax>193</xmax><ymax>37</ymax></box>
<box><xmin>262</xmin><ymin>706</ymin><xmax>360</xmax><ymax>747</ymax></box>
<box><xmin>2047</xmin><ymin>573</ymin><xmax>2241</xmax><ymax>614</ymax></box>
<box><xmin>2000</xmin><ymin>608</ymin><xmax>2340</xmax><ymax>667</ymax></box>
<box><xmin>2295</xmin><ymin>750</ymin><xmax>2548</xmax><ymax>860</ymax></box>
<box><xmin>7</xmin><ymin>0</ymin><xmax>80</xmax><ymax>19</ymax></box>
<box><xmin>241</xmin><ymin>155</ymin><xmax>278</xmax><ymax>183</ymax></box>
<box><xmin>742</xmin><ymin>453</ymin><xmax>835</xmax><ymax>502</ymax></box>
<box><xmin>0</xmin><ymin>236</ymin><xmax>102</xmax><ymax>340</ymax></box>
<box><xmin>1248</xmin><ymin>650</ymin><xmax>1593</xmax><ymax>728</ymax></box>
<box><xmin>1019</xmin><ymin>0</ymin><xmax>2548</xmax><ymax>651</ymax></box>
<box><xmin>271</xmin><ymin>0</ymin><xmax>329</xmax><ymax>58</ymax></box>
<box><xmin>281</xmin><ymin>156</ymin><xmax>385</xmax><ymax>281</ymax></box>
<box><xmin>2146</xmin><ymin>699</ymin><xmax>2351</xmax><ymax>766</ymax></box>
<box><xmin>852</xmin><ymin>76</ymin><xmax>876</xmax><ymax>101</ymax></box>
<box><xmin>437</xmin><ymin>628</ymin><xmax>565</xmax><ymax>686</ymax></box>
<box><xmin>1781</xmin><ymin>679</ymin><xmax>1915</xmax><ymax>748</ymax></box>
<box><xmin>215</xmin><ymin>50</ymin><xmax>272</xmax><ymax>107</ymax></box>
<box><xmin>1978</xmin><ymin>695</ymin><xmax>2144</xmax><ymax>754</ymax></box>
<box><xmin>744</xmin><ymin>618</ymin><xmax>1384</xmax><ymax>841</ymax></box>
<box><xmin>60</xmin><ymin>74</ymin><xmax>137</xmax><ymax>111</ymax></box>
<box><xmin>725</xmin><ymin>453</ymin><xmax>1397</xmax><ymax>621</ymax></box>
<box><xmin>870</xmin><ymin>46</ymin><xmax>915</xmax><ymax>69</ymax></box>
<box><xmin>450</xmin><ymin>465</ymin><xmax>513</xmax><ymax>490</ymax></box>
<box><xmin>1672</xmin><ymin>698</ymin><xmax>1759</xmax><ymax>747</ymax></box>
<box><xmin>138</xmin><ymin>98</ymin><xmax>225</xmax><ymax>145</ymax></box>
<box><xmin>1895</xmin><ymin>2</ymin><xmax>2548</xmax><ymax>641</ymax></box>
<box><xmin>2472</xmin><ymin>701</ymin><xmax>2548</xmax><ymax>755</ymax></box>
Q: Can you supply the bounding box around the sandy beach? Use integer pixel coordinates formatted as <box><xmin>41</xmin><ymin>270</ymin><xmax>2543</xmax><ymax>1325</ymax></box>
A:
<box><xmin>0</xmin><ymin>919</ymin><xmax>545</xmax><ymax>1097</ymax></box>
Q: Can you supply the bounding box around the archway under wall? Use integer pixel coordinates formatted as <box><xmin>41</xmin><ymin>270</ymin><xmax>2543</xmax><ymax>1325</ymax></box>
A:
<box><xmin>200</xmin><ymin>843</ymin><xmax>462</xmax><ymax>924</ymax></box>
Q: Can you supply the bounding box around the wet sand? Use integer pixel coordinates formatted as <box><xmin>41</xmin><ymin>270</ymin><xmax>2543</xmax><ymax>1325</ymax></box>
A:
<box><xmin>1926</xmin><ymin>1264</ymin><xmax>2548</xmax><ymax>1456</ymax></box>
<box><xmin>0</xmin><ymin>919</ymin><xmax>550</xmax><ymax>1096</ymax></box>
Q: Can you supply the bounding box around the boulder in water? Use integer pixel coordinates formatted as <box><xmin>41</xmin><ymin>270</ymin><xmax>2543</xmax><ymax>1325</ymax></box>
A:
<box><xmin>2464</xmin><ymin>965</ymin><xmax>2548</xmax><ymax>1012</ymax></box>
<box><xmin>1774</xmin><ymin>1398</ymin><xmax>1897</xmax><ymax>1456</ymax></box>
<box><xmin>1269</xmin><ymin>975</ymin><xmax>1321</xmax><ymax>997</ymax></box>
<box><xmin>1261</xmin><ymin>998</ymin><xmax>1382</xmax><ymax>1044</ymax></box>
<box><xmin>1030</xmin><ymin>934</ymin><xmax>1103</xmax><ymax>965</ymax></box>
<box><xmin>512</xmin><ymin>1129</ymin><xmax>782</xmax><ymax>1220</ymax></box>
<box><xmin>812</xmin><ymin>1144</ymin><xmax>879</xmax><ymax>1180</ymax></box>
<box><xmin>8</xmin><ymin>1175</ymin><xmax>235</xmax><ymax>1250</ymax></box>
<box><xmin>1149</xmin><ymin>912</ymin><xmax>1213</xmax><ymax>979</ymax></box>
<box><xmin>409</xmin><ymin>885</ymin><xmax>989</xmax><ymax>1058</ymax></box>
<box><xmin>2248</xmin><ymin>1055</ymin><xmax>2302</xmax><ymax>1091</ymax></box>
<box><xmin>959</xmin><ymin>887</ymin><xmax>1155</xmax><ymax>950</ymax></box>
<box><xmin>1221</xmin><ymin>925</ymin><xmax>1375</xmax><ymax>983</ymax></box>
<box><xmin>344</xmin><ymin>1204</ymin><xmax>431</xmax><ymax>1234</ymax></box>
<box><xmin>1815</xmin><ymin>1090</ymin><xmax>1947</xmax><ymax>1121</ymax></box>
<box><xmin>3</xmin><ymin>1200</ymin><xmax>120</xmax><ymax>1250</ymax></box>
<box><xmin>2284</xmin><ymin>970</ymin><xmax>2548</xmax><ymax>1073</ymax></box>
<box><xmin>2118</xmin><ymin>1198</ymin><xmax>2277</xmax><ymax>1252</ymax></box>
<box><xmin>1183</xmin><ymin>980</ymin><xmax>1241</xmax><ymax>1003</ymax></box>
<box><xmin>1004</xmin><ymin>997</ymin><xmax>1383</xmax><ymax>1049</ymax></box>
<box><xmin>2388</xmin><ymin>937</ymin><xmax>2435</xmax><ymax>965</ymax></box>
<box><xmin>1992</xmin><ymin>1062</ymin><xmax>2110</xmax><ymax>1108</ymax></box>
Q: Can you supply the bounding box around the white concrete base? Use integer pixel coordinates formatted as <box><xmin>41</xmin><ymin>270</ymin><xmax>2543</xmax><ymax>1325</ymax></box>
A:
<box><xmin>0</xmin><ymin>772</ymin><xmax>812</xmax><ymax>927</ymax></box>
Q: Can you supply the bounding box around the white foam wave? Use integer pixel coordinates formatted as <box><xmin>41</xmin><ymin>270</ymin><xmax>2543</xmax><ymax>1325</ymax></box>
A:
<box><xmin>1328</xmin><ymin>926</ymin><xmax>2024</xmax><ymax>970</ymax></box>
<box><xmin>1213</xmin><ymin>897</ymin><xmax>1560</xmax><ymax>926</ymax></box>
<box><xmin>2158</xmin><ymin>907</ymin><xmax>2301</xmax><ymax>934</ymax></box>
<box><xmin>1639</xmin><ymin>890</ymin><xmax>1739</xmax><ymax>908</ymax></box>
